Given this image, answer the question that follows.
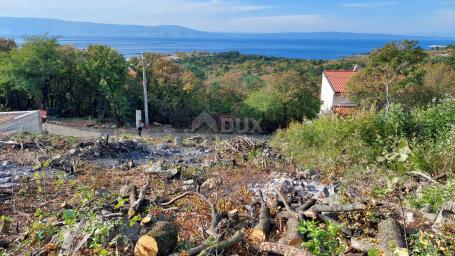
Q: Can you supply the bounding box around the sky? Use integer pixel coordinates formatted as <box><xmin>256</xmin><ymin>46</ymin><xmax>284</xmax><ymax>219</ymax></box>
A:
<box><xmin>0</xmin><ymin>0</ymin><xmax>454</xmax><ymax>36</ymax></box>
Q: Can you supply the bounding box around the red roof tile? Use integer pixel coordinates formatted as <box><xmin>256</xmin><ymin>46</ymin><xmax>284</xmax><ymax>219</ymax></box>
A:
<box><xmin>332</xmin><ymin>106</ymin><xmax>355</xmax><ymax>115</ymax></box>
<box><xmin>324</xmin><ymin>70</ymin><xmax>357</xmax><ymax>93</ymax></box>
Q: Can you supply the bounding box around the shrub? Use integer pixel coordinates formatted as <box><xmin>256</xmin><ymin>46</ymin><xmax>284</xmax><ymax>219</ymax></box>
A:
<box><xmin>273</xmin><ymin>100</ymin><xmax>455</xmax><ymax>179</ymax></box>
<box><xmin>407</xmin><ymin>180</ymin><xmax>455</xmax><ymax>213</ymax></box>
<box><xmin>298</xmin><ymin>220</ymin><xmax>345</xmax><ymax>256</ymax></box>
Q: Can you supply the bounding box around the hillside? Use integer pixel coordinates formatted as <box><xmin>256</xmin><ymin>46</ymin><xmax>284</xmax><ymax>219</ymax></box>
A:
<box><xmin>1</xmin><ymin>16</ymin><xmax>452</xmax><ymax>40</ymax></box>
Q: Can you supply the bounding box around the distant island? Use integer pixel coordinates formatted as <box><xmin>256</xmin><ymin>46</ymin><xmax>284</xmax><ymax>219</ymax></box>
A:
<box><xmin>1</xmin><ymin>16</ymin><xmax>453</xmax><ymax>40</ymax></box>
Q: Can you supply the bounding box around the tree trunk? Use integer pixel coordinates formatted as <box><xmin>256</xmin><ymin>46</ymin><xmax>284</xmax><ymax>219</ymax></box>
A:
<box><xmin>251</xmin><ymin>201</ymin><xmax>272</xmax><ymax>242</ymax></box>
<box><xmin>260</xmin><ymin>242</ymin><xmax>312</xmax><ymax>256</ymax></box>
<box><xmin>134</xmin><ymin>221</ymin><xmax>178</xmax><ymax>256</ymax></box>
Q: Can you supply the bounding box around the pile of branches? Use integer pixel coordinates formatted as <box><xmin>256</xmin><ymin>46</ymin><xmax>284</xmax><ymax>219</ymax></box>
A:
<box><xmin>50</xmin><ymin>136</ymin><xmax>148</xmax><ymax>172</ymax></box>
<box><xmin>219</xmin><ymin>136</ymin><xmax>281</xmax><ymax>162</ymax></box>
<box><xmin>221</xmin><ymin>136</ymin><xmax>269</xmax><ymax>154</ymax></box>
<box><xmin>0</xmin><ymin>139</ymin><xmax>50</xmax><ymax>151</ymax></box>
<box><xmin>74</xmin><ymin>136</ymin><xmax>149</xmax><ymax>159</ymax></box>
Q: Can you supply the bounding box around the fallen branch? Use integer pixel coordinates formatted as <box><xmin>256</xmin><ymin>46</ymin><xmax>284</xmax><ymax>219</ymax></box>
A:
<box><xmin>260</xmin><ymin>242</ymin><xmax>312</xmax><ymax>256</ymax></box>
<box><xmin>194</xmin><ymin>192</ymin><xmax>224</xmax><ymax>237</ymax></box>
<box><xmin>318</xmin><ymin>214</ymin><xmax>353</xmax><ymax>237</ymax></box>
<box><xmin>274</xmin><ymin>187</ymin><xmax>303</xmax><ymax>246</ymax></box>
<box><xmin>251</xmin><ymin>191</ymin><xmax>272</xmax><ymax>242</ymax></box>
<box><xmin>198</xmin><ymin>231</ymin><xmax>244</xmax><ymax>256</ymax></box>
<box><xmin>312</xmin><ymin>202</ymin><xmax>366</xmax><ymax>213</ymax></box>
<box><xmin>129</xmin><ymin>184</ymin><xmax>149</xmax><ymax>217</ymax></box>
<box><xmin>159</xmin><ymin>192</ymin><xmax>191</xmax><ymax>206</ymax></box>
<box><xmin>407</xmin><ymin>171</ymin><xmax>438</xmax><ymax>183</ymax></box>
<box><xmin>300</xmin><ymin>198</ymin><xmax>317</xmax><ymax>211</ymax></box>
<box><xmin>274</xmin><ymin>187</ymin><xmax>298</xmax><ymax>218</ymax></box>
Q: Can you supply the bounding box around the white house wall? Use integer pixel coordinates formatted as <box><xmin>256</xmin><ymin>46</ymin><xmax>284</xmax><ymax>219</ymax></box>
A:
<box><xmin>0</xmin><ymin>111</ymin><xmax>43</xmax><ymax>135</ymax></box>
<box><xmin>320</xmin><ymin>75</ymin><xmax>335</xmax><ymax>113</ymax></box>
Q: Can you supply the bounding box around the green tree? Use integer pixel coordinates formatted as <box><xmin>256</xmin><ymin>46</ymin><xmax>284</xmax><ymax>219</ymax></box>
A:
<box><xmin>9</xmin><ymin>35</ymin><xmax>61</xmax><ymax>110</ymax></box>
<box><xmin>346</xmin><ymin>40</ymin><xmax>426</xmax><ymax>111</ymax></box>
<box><xmin>243</xmin><ymin>70</ymin><xmax>320</xmax><ymax>130</ymax></box>
<box><xmin>81</xmin><ymin>45</ymin><xmax>129</xmax><ymax>124</ymax></box>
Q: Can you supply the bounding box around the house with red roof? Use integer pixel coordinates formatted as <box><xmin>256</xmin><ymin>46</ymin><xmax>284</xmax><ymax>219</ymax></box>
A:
<box><xmin>320</xmin><ymin>70</ymin><xmax>357</xmax><ymax>114</ymax></box>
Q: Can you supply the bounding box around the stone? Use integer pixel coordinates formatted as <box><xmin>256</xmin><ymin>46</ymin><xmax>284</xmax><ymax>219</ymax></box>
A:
<box><xmin>200</xmin><ymin>177</ymin><xmax>220</xmax><ymax>191</ymax></box>
<box><xmin>165</xmin><ymin>168</ymin><xmax>180</xmax><ymax>180</ymax></box>
<box><xmin>183</xmin><ymin>179</ymin><xmax>195</xmax><ymax>186</ymax></box>
<box><xmin>432</xmin><ymin>201</ymin><xmax>455</xmax><ymax>231</ymax></box>
<box><xmin>146</xmin><ymin>163</ymin><xmax>164</xmax><ymax>174</ymax></box>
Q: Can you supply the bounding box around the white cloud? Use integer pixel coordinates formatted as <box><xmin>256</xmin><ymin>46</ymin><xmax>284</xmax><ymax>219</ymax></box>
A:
<box><xmin>228</xmin><ymin>15</ymin><xmax>331</xmax><ymax>33</ymax></box>
<box><xmin>342</xmin><ymin>2</ymin><xmax>397</xmax><ymax>8</ymax></box>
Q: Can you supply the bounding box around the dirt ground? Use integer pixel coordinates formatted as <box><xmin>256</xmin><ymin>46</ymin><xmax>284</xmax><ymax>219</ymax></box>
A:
<box><xmin>0</xmin><ymin>133</ymin><xmax>452</xmax><ymax>256</ymax></box>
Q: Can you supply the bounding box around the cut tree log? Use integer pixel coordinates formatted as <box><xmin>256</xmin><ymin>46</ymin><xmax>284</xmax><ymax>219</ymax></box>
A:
<box><xmin>129</xmin><ymin>185</ymin><xmax>138</xmax><ymax>206</ymax></box>
<box><xmin>377</xmin><ymin>218</ymin><xmax>406</xmax><ymax>255</ymax></box>
<box><xmin>134</xmin><ymin>221</ymin><xmax>178</xmax><ymax>256</ymax></box>
<box><xmin>278</xmin><ymin>217</ymin><xmax>303</xmax><ymax>246</ymax></box>
<box><xmin>251</xmin><ymin>192</ymin><xmax>272</xmax><ymax>242</ymax></box>
<box><xmin>300</xmin><ymin>198</ymin><xmax>317</xmax><ymax>211</ymax></box>
<box><xmin>312</xmin><ymin>202</ymin><xmax>366</xmax><ymax>213</ymax></box>
<box><xmin>274</xmin><ymin>187</ymin><xmax>303</xmax><ymax>246</ymax></box>
<box><xmin>260</xmin><ymin>242</ymin><xmax>312</xmax><ymax>256</ymax></box>
<box><xmin>350</xmin><ymin>238</ymin><xmax>381</xmax><ymax>253</ymax></box>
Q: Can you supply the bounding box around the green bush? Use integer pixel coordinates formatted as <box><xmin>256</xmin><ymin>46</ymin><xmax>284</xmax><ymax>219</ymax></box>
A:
<box><xmin>273</xmin><ymin>100</ymin><xmax>455</xmax><ymax>178</ymax></box>
<box><xmin>298</xmin><ymin>220</ymin><xmax>345</xmax><ymax>256</ymax></box>
<box><xmin>409</xmin><ymin>231</ymin><xmax>455</xmax><ymax>256</ymax></box>
<box><xmin>407</xmin><ymin>181</ymin><xmax>455</xmax><ymax>213</ymax></box>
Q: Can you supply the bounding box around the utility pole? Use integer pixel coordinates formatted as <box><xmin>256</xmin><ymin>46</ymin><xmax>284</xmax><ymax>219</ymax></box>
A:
<box><xmin>142</xmin><ymin>53</ymin><xmax>150</xmax><ymax>128</ymax></box>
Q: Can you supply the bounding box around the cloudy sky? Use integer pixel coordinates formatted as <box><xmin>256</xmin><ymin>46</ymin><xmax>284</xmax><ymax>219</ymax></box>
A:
<box><xmin>0</xmin><ymin>0</ymin><xmax>454</xmax><ymax>36</ymax></box>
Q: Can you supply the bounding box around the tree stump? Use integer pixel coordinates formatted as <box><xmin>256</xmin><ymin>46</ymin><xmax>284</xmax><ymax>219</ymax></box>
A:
<box><xmin>134</xmin><ymin>221</ymin><xmax>178</xmax><ymax>256</ymax></box>
<box><xmin>377</xmin><ymin>218</ymin><xmax>406</xmax><ymax>255</ymax></box>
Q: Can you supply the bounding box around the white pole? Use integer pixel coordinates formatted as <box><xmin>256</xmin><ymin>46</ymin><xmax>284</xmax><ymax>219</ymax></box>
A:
<box><xmin>142</xmin><ymin>53</ymin><xmax>150</xmax><ymax>128</ymax></box>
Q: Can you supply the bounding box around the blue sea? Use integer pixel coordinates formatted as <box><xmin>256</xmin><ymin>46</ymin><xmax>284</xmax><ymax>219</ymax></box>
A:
<box><xmin>13</xmin><ymin>36</ymin><xmax>455</xmax><ymax>60</ymax></box>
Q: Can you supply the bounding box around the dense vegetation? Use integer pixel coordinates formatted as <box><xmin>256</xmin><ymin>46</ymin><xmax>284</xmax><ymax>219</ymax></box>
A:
<box><xmin>346</xmin><ymin>40</ymin><xmax>455</xmax><ymax>110</ymax></box>
<box><xmin>1</xmin><ymin>36</ymin><xmax>454</xmax><ymax>131</ymax></box>
<box><xmin>0</xmin><ymin>35</ymin><xmax>364</xmax><ymax>130</ymax></box>
<box><xmin>273</xmin><ymin>41</ymin><xmax>455</xmax><ymax>255</ymax></box>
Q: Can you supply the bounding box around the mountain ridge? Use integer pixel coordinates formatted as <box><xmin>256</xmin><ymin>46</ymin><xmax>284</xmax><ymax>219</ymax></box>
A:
<box><xmin>1</xmin><ymin>16</ymin><xmax>453</xmax><ymax>40</ymax></box>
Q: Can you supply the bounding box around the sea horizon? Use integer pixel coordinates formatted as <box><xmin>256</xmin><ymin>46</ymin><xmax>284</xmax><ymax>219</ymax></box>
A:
<box><xmin>5</xmin><ymin>35</ymin><xmax>455</xmax><ymax>60</ymax></box>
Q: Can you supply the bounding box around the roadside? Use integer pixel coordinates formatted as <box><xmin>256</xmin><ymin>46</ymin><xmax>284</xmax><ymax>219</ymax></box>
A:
<box><xmin>43</xmin><ymin>123</ymin><xmax>272</xmax><ymax>140</ymax></box>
